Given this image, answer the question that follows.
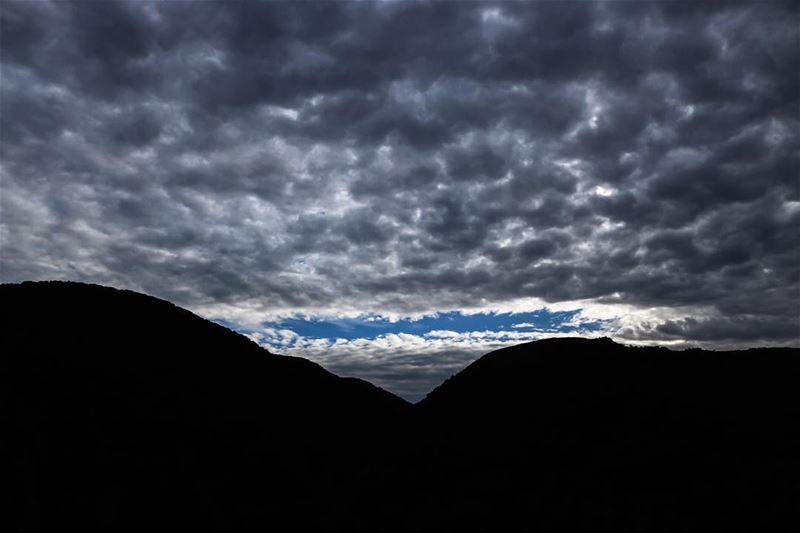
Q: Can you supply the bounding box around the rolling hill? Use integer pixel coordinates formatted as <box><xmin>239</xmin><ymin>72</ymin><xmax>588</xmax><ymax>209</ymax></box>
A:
<box><xmin>3</xmin><ymin>281</ymin><xmax>798</xmax><ymax>531</ymax></box>
<box><xmin>411</xmin><ymin>337</ymin><xmax>800</xmax><ymax>531</ymax></box>
<box><xmin>2</xmin><ymin>281</ymin><xmax>408</xmax><ymax>531</ymax></box>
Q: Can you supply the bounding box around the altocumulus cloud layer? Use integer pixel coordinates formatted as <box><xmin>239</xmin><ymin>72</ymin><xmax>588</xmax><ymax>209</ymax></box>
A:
<box><xmin>1</xmin><ymin>1</ymin><xmax>798</xmax><ymax>398</ymax></box>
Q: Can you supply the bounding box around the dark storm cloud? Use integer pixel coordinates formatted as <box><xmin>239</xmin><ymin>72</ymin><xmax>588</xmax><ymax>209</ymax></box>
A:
<box><xmin>1</xmin><ymin>0</ymin><xmax>798</xmax><ymax>349</ymax></box>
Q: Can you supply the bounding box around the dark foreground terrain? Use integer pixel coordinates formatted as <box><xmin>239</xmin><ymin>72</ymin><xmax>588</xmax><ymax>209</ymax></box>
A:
<box><xmin>3</xmin><ymin>282</ymin><xmax>799</xmax><ymax>531</ymax></box>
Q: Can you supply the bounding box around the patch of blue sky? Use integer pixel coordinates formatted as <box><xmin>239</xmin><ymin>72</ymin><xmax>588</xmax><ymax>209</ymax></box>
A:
<box><xmin>256</xmin><ymin>308</ymin><xmax>607</xmax><ymax>341</ymax></box>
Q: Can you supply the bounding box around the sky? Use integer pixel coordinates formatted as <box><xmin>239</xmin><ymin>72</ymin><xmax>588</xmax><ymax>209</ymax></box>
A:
<box><xmin>1</xmin><ymin>0</ymin><xmax>798</xmax><ymax>400</ymax></box>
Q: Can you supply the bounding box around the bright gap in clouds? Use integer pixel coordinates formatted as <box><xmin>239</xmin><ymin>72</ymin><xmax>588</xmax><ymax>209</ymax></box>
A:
<box><xmin>216</xmin><ymin>308</ymin><xmax>610</xmax><ymax>401</ymax></box>
<box><xmin>261</xmin><ymin>308</ymin><xmax>606</xmax><ymax>340</ymax></box>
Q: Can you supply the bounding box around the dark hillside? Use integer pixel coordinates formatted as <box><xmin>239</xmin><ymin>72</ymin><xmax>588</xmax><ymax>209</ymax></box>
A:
<box><xmin>3</xmin><ymin>282</ymin><xmax>798</xmax><ymax>531</ymax></box>
<box><xmin>1</xmin><ymin>281</ymin><xmax>409</xmax><ymax>532</ymax></box>
<box><xmin>409</xmin><ymin>338</ymin><xmax>800</xmax><ymax>531</ymax></box>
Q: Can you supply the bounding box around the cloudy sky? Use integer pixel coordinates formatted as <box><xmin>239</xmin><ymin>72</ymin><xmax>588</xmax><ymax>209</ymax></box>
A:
<box><xmin>1</xmin><ymin>0</ymin><xmax>798</xmax><ymax>400</ymax></box>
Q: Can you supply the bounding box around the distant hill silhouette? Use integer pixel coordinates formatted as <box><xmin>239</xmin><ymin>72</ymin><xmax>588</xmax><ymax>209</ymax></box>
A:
<box><xmin>3</xmin><ymin>282</ymin><xmax>798</xmax><ymax>531</ymax></box>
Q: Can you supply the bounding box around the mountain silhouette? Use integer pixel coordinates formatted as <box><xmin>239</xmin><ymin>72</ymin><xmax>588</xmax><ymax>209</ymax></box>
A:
<box><xmin>2</xmin><ymin>281</ymin><xmax>408</xmax><ymax>532</ymax></box>
<box><xmin>3</xmin><ymin>282</ymin><xmax>798</xmax><ymax>531</ymax></box>
<box><xmin>411</xmin><ymin>338</ymin><xmax>800</xmax><ymax>531</ymax></box>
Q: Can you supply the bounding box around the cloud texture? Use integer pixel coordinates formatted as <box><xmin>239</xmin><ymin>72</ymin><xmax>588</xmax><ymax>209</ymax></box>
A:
<box><xmin>1</xmin><ymin>1</ymin><xmax>798</xmax><ymax>396</ymax></box>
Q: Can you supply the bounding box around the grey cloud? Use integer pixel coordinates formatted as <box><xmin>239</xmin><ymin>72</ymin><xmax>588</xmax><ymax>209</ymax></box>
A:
<box><xmin>621</xmin><ymin>315</ymin><xmax>800</xmax><ymax>345</ymax></box>
<box><xmin>106</xmin><ymin>107</ymin><xmax>163</xmax><ymax>147</ymax></box>
<box><xmin>1</xmin><ymin>0</ymin><xmax>798</xmax><ymax>352</ymax></box>
<box><xmin>319</xmin><ymin>346</ymin><xmax>492</xmax><ymax>403</ymax></box>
